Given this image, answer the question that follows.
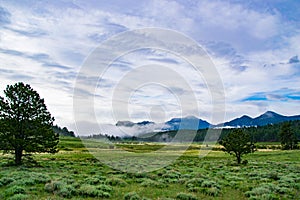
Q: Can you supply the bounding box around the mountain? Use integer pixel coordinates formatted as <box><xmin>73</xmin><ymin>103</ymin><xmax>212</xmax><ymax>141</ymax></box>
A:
<box><xmin>115</xmin><ymin>111</ymin><xmax>300</xmax><ymax>131</ymax></box>
<box><xmin>116</xmin><ymin>116</ymin><xmax>210</xmax><ymax>131</ymax></box>
<box><xmin>221</xmin><ymin>115</ymin><xmax>253</xmax><ymax>127</ymax></box>
<box><xmin>223</xmin><ymin>111</ymin><xmax>300</xmax><ymax>127</ymax></box>
<box><xmin>164</xmin><ymin>116</ymin><xmax>211</xmax><ymax>130</ymax></box>
<box><xmin>116</xmin><ymin>120</ymin><xmax>154</xmax><ymax>127</ymax></box>
<box><xmin>115</xmin><ymin>121</ymin><xmax>135</xmax><ymax>127</ymax></box>
<box><xmin>136</xmin><ymin>121</ymin><xmax>155</xmax><ymax>126</ymax></box>
<box><xmin>289</xmin><ymin>55</ymin><xmax>299</xmax><ymax>64</ymax></box>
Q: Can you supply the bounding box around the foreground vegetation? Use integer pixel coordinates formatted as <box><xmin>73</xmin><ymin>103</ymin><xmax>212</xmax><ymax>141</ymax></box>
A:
<box><xmin>0</xmin><ymin>137</ymin><xmax>300</xmax><ymax>200</ymax></box>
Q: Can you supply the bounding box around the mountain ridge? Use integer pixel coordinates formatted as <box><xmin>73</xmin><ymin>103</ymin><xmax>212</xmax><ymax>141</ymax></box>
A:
<box><xmin>116</xmin><ymin>111</ymin><xmax>300</xmax><ymax>130</ymax></box>
<box><xmin>223</xmin><ymin>111</ymin><xmax>300</xmax><ymax>127</ymax></box>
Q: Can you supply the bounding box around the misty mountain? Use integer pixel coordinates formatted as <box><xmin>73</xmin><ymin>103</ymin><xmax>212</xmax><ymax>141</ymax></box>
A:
<box><xmin>116</xmin><ymin>120</ymin><xmax>154</xmax><ymax>127</ymax></box>
<box><xmin>115</xmin><ymin>111</ymin><xmax>300</xmax><ymax>131</ymax></box>
<box><xmin>164</xmin><ymin>116</ymin><xmax>211</xmax><ymax>130</ymax></box>
<box><xmin>116</xmin><ymin>116</ymin><xmax>211</xmax><ymax>131</ymax></box>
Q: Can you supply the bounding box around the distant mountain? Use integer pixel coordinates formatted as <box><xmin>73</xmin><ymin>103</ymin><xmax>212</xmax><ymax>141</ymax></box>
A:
<box><xmin>289</xmin><ymin>55</ymin><xmax>299</xmax><ymax>64</ymax></box>
<box><xmin>164</xmin><ymin>116</ymin><xmax>210</xmax><ymax>130</ymax></box>
<box><xmin>223</xmin><ymin>111</ymin><xmax>300</xmax><ymax>127</ymax></box>
<box><xmin>221</xmin><ymin>115</ymin><xmax>253</xmax><ymax>127</ymax></box>
<box><xmin>136</xmin><ymin>121</ymin><xmax>155</xmax><ymax>126</ymax></box>
<box><xmin>115</xmin><ymin>111</ymin><xmax>300</xmax><ymax>131</ymax></box>
<box><xmin>116</xmin><ymin>116</ymin><xmax>210</xmax><ymax>131</ymax></box>
<box><xmin>116</xmin><ymin>121</ymin><xmax>135</xmax><ymax>127</ymax></box>
<box><xmin>116</xmin><ymin>120</ymin><xmax>154</xmax><ymax>127</ymax></box>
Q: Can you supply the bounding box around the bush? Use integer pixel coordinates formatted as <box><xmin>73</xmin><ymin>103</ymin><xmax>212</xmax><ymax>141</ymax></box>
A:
<box><xmin>44</xmin><ymin>181</ymin><xmax>63</xmax><ymax>193</ymax></box>
<box><xmin>106</xmin><ymin>177</ymin><xmax>127</xmax><ymax>187</ymax></box>
<box><xmin>245</xmin><ymin>183</ymin><xmax>280</xmax><ymax>199</ymax></box>
<box><xmin>201</xmin><ymin>187</ymin><xmax>220</xmax><ymax>197</ymax></box>
<box><xmin>97</xmin><ymin>184</ymin><xmax>113</xmax><ymax>192</ymax></box>
<box><xmin>8</xmin><ymin>194</ymin><xmax>28</xmax><ymax>200</ymax></box>
<box><xmin>161</xmin><ymin>170</ymin><xmax>181</xmax><ymax>183</ymax></box>
<box><xmin>57</xmin><ymin>185</ymin><xmax>76</xmax><ymax>198</ymax></box>
<box><xmin>141</xmin><ymin>179</ymin><xmax>165</xmax><ymax>188</ymax></box>
<box><xmin>185</xmin><ymin>178</ymin><xmax>205</xmax><ymax>188</ymax></box>
<box><xmin>15</xmin><ymin>178</ymin><xmax>35</xmax><ymax>186</ymax></box>
<box><xmin>44</xmin><ymin>182</ymin><xmax>54</xmax><ymax>193</ymax></box>
<box><xmin>6</xmin><ymin>186</ymin><xmax>26</xmax><ymax>195</ymax></box>
<box><xmin>30</xmin><ymin>172</ymin><xmax>51</xmax><ymax>184</ymax></box>
<box><xmin>0</xmin><ymin>177</ymin><xmax>15</xmax><ymax>186</ymax></box>
<box><xmin>201</xmin><ymin>180</ymin><xmax>221</xmax><ymax>189</ymax></box>
<box><xmin>44</xmin><ymin>181</ymin><xmax>77</xmax><ymax>198</ymax></box>
<box><xmin>176</xmin><ymin>192</ymin><xmax>197</xmax><ymax>200</ymax></box>
<box><xmin>124</xmin><ymin>192</ymin><xmax>141</xmax><ymax>200</ymax></box>
<box><xmin>82</xmin><ymin>175</ymin><xmax>106</xmax><ymax>184</ymax></box>
<box><xmin>79</xmin><ymin>184</ymin><xmax>111</xmax><ymax>198</ymax></box>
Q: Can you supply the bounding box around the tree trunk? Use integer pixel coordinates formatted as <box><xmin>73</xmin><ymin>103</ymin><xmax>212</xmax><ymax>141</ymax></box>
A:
<box><xmin>15</xmin><ymin>148</ymin><xmax>23</xmax><ymax>165</ymax></box>
<box><xmin>236</xmin><ymin>154</ymin><xmax>241</xmax><ymax>164</ymax></box>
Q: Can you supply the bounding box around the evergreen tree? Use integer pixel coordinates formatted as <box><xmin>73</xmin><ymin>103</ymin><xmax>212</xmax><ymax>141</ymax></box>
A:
<box><xmin>0</xmin><ymin>82</ymin><xmax>59</xmax><ymax>165</ymax></box>
<box><xmin>219</xmin><ymin>129</ymin><xmax>255</xmax><ymax>164</ymax></box>
<box><xmin>279</xmin><ymin>122</ymin><xmax>298</xmax><ymax>150</ymax></box>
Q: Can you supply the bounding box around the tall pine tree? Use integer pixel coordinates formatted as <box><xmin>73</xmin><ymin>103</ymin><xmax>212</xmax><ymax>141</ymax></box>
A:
<box><xmin>0</xmin><ymin>82</ymin><xmax>59</xmax><ymax>165</ymax></box>
<box><xmin>279</xmin><ymin>122</ymin><xmax>298</xmax><ymax>150</ymax></box>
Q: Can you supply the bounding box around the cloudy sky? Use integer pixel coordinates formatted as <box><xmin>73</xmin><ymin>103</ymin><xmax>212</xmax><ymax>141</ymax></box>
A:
<box><xmin>0</xmin><ymin>0</ymin><xmax>300</xmax><ymax>135</ymax></box>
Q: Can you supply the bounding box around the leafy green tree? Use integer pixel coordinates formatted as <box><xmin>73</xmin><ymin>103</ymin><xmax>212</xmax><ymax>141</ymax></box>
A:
<box><xmin>279</xmin><ymin>122</ymin><xmax>298</xmax><ymax>150</ymax></box>
<box><xmin>219</xmin><ymin>129</ymin><xmax>255</xmax><ymax>164</ymax></box>
<box><xmin>0</xmin><ymin>82</ymin><xmax>59</xmax><ymax>165</ymax></box>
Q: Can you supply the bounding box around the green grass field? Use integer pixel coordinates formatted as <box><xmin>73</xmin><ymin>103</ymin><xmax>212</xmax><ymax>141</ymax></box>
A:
<box><xmin>0</xmin><ymin>137</ymin><xmax>299</xmax><ymax>200</ymax></box>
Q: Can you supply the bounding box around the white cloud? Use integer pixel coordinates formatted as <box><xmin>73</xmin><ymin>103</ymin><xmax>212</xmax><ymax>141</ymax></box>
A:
<box><xmin>0</xmin><ymin>0</ymin><xmax>300</xmax><ymax>135</ymax></box>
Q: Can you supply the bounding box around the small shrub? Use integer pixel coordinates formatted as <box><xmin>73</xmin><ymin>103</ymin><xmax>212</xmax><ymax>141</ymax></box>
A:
<box><xmin>6</xmin><ymin>186</ymin><xmax>26</xmax><ymax>195</ymax></box>
<box><xmin>141</xmin><ymin>179</ymin><xmax>165</xmax><ymax>188</ymax></box>
<box><xmin>261</xmin><ymin>193</ymin><xmax>280</xmax><ymax>200</ymax></box>
<box><xmin>44</xmin><ymin>181</ymin><xmax>65</xmax><ymax>193</ymax></box>
<box><xmin>83</xmin><ymin>177</ymin><xmax>104</xmax><ymax>185</ymax></box>
<box><xmin>44</xmin><ymin>182</ymin><xmax>54</xmax><ymax>193</ymax></box>
<box><xmin>245</xmin><ymin>184</ymin><xmax>276</xmax><ymax>198</ymax></box>
<box><xmin>106</xmin><ymin>177</ymin><xmax>127</xmax><ymax>187</ymax></box>
<box><xmin>202</xmin><ymin>187</ymin><xmax>220</xmax><ymax>197</ymax></box>
<box><xmin>201</xmin><ymin>180</ymin><xmax>221</xmax><ymax>189</ymax></box>
<box><xmin>276</xmin><ymin>186</ymin><xmax>291</xmax><ymax>194</ymax></box>
<box><xmin>176</xmin><ymin>192</ymin><xmax>197</xmax><ymax>200</ymax></box>
<box><xmin>79</xmin><ymin>184</ymin><xmax>111</xmax><ymax>198</ymax></box>
<box><xmin>0</xmin><ymin>177</ymin><xmax>15</xmax><ymax>186</ymax></box>
<box><xmin>226</xmin><ymin>175</ymin><xmax>244</xmax><ymax>182</ymax></box>
<box><xmin>57</xmin><ymin>185</ymin><xmax>76</xmax><ymax>198</ymax></box>
<box><xmin>162</xmin><ymin>171</ymin><xmax>181</xmax><ymax>180</ymax></box>
<box><xmin>124</xmin><ymin>192</ymin><xmax>141</xmax><ymax>200</ymax></box>
<box><xmin>8</xmin><ymin>194</ymin><xmax>28</xmax><ymax>200</ymax></box>
<box><xmin>78</xmin><ymin>184</ymin><xmax>99</xmax><ymax>197</ymax></box>
<box><xmin>16</xmin><ymin>178</ymin><xmax>35</xmax><ymax>186</ymax></box>
<box><xmin>30</xmin><ymin>172</ymin><xmax>51</xmax><ymax>184</ymax></box>
<box><xmin>185</xmin><ymin>178</ymin><xmax>205</xmax><ymax>188</ymax></box>
<box><xmin>96</xmin><ymin>184</ymin><xmax>113</xmax><ymax>192</ymax></box>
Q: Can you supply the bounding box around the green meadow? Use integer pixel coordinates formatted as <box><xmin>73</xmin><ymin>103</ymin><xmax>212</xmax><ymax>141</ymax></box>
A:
<box><xmin>0</xmin><ymin>137</ymin><xmax>300</xmax><ymax>200</ymax></box>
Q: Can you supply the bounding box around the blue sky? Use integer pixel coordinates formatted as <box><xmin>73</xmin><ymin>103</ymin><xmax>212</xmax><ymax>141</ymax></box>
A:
<box><xmin>0</xmin><ymin>0</ymin><xmax>300</xmax><ymax>134</ymax></box>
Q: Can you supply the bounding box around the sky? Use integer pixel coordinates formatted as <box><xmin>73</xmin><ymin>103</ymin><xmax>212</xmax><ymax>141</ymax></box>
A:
<box><xmin>0</xmin><ymin>0</ymin><xmax>300</xmax><ymax>135</ymax></box>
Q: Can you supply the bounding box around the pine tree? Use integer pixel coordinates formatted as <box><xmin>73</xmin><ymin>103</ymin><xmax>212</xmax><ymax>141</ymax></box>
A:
<box><xmin>279</xmin><ymin>122</ymin><xmax>298</xmax><ymax>150</ymax></box>
<box><xmin>219</xmin><ymin>129</ymin><xmax>255</xmax><ymax>164</ymax></box>
<box><xmin>0</xmin><ymin>82</ymin><xmax>59</xmax><ymax>165</ymax></box>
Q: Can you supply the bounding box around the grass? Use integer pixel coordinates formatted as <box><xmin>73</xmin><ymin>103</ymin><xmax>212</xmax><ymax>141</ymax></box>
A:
<box><xmin>0</xmin><ymin>136</ymin><xmax>299</xmax><ymax>199</ymax></box>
